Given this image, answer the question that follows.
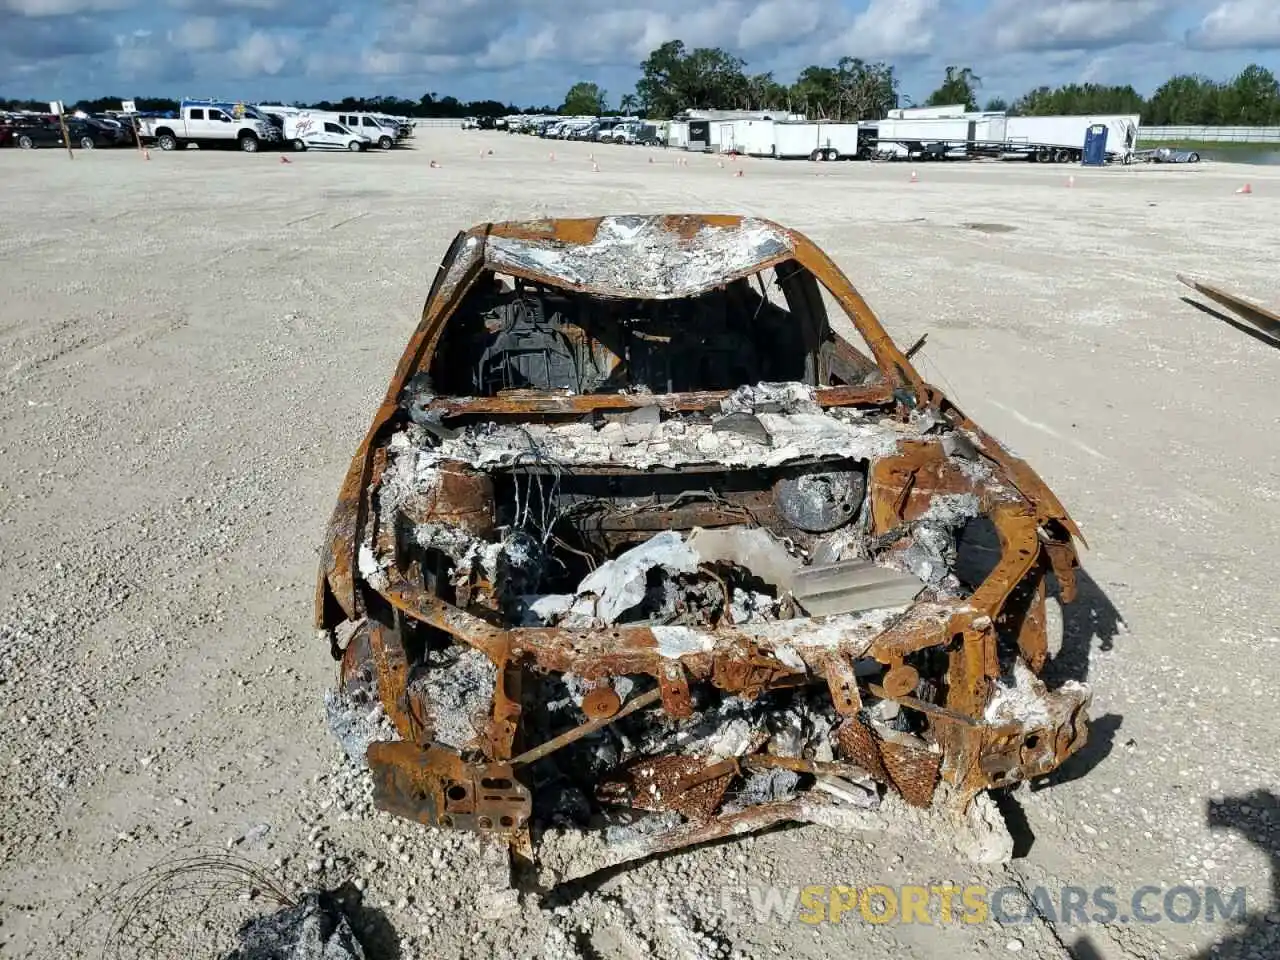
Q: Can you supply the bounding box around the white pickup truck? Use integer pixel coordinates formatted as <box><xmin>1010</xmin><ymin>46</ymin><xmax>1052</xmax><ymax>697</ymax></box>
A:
<box><xmin>138</xmin><ymin>101</ymin><xmax>277</xmax><ymax>153</ymax></box>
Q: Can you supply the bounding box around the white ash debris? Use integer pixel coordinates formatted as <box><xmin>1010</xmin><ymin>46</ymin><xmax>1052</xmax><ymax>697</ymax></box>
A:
<box><xmin>730</xmin><ymin>769</ymin><xmax>801</xmax><ymax>808</ymax></box>
<box><xmin>412</xmin><ymin>647</ymin><xmax>498</xmax><ymax>750</ymax></box>
<box><xmin>356</xmin><ymin>545</ymin><xmax>389</xmax><ymax>592</ymax></box>
<box><xmin>324</xmin><ymin>689</ymin><xmax>398</xmax><ymax>766</ymax></box>
<box><xmin>728</xmin><ymin>589</ymin><xmax>777</xmax><ymax>624</ymax></box>
<box><xmin>568</xmin><ymin>531</ymin><xmax>699</xmax><ymax>625</ymax></box>
<box><xmin>420</xmin><ymin>404</ymin><xmax>906</xmax><ymax>472</ymax></box>
<box><xmin>719</xmin><ymin>381</ymin><xmax>821</xmax><ymax>416</ymax></box>
<box><xmin>376</xmin><ymin>438</ymin><xmax>442</xmax><ymax>517</ymax></box>
<box><xmin>892</xmin><ymin>492</ymin><xmax>983</xmax><ymax>591</ymax></box>
<box><xmin>482</xmin><ymin>216</ymin><xmax>793</xmax><ymax>300</ymax></box>
<box><xmin>984</xmin><ymin>661</ymin><xmax>1089</xmax><ymax>733</ymax></box>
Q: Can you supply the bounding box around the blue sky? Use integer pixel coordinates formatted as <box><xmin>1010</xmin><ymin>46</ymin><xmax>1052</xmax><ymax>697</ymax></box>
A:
<box><xmin>1</xmin><ymin>0</ymin><xmax>1278</xmax><ymax>106</ymax></box>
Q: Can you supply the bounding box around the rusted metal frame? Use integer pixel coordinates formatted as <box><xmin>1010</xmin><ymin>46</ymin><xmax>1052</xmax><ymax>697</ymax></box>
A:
<box><xmin>931</xmin><ymin>503</ymin><xmax>1043</xmax><ymax>798</ymax></box>
<box><xmin>508</xmin><ymin>687</ymin><xmax>663</xmax><ymax>767</ymax></box>
<box><xmin>787</xmin><ymin>234</ymin><xmax>929</xmax><ymax>405</ymax></box>
<box><xmin>316</xmin><ymin>242</ymin><xmax>489</xmax><ymax>627</ymax></box>
<box><xmin>366</xmin><ymin>740</ymin><xmax>532</xmax><ymax>832</ymax></box>
<box><xmin>931</xmin><ymin>388</ymin><xmax>1085</xmax><ymax>548</ymax></box>
<box><xmin>368</xmin><ymin>619</ymin><xmax>423</xmax><ymax>742</ymax></box>
<box><xmin>1009</xmin><ymin>570</ymin><xmax>1050</xmax><ymax>674</ymax></box>
<box><xmin>419</xmin><ymin>383</ymin><xmax>896</xmax><ymax>419</ymax></box>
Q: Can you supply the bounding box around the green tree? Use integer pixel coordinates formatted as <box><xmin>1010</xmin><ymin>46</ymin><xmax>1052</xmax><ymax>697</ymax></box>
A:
<box><xmin>834</xmin><ymin>57</ymin><xmax>899</xmax><ymax>120</ymax></box>
<box><xmin>744</xmin><ymin>72</ymin><xmax>790</xmax><ymax>111</ymax></box>
<box><xmin>636</xmin><ymin>40</ymin><xmax>748</xmax><ymax>116</ymax></box>
<box><xmin>562</xmin><ymin>81</ymin><xmax>607</xmax><ymax>115</ymax></box>
<box><xmin>926</xmin><ymin>66</ymin><xmax>981</xmax><ymax>111</ymax></box>
<box><xmin>984</xmin><ymin>97</ymin><xmax>1009</xmax><ymax>112</ymax></box>
<box><xmin>619</xmin><ymin>93</ymin><xmax>639</xmax><ymax>115</ymax></box>
<box><xmin>1144</xmin><ymin>74</ymin><xmax>1218</xmax><ymax>124</ymax></box>
<box><xmin>1220</xmin><ymin>64</ymin><xmax>1280</xmax><ymax>124</ymax></box>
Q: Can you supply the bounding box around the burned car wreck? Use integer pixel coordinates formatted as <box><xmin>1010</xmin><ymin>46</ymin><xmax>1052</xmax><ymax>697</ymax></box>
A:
<box><xmin>316</xmin><ymin>214</ymin><xmax>1091</xmax><ymax>881</ymax></box>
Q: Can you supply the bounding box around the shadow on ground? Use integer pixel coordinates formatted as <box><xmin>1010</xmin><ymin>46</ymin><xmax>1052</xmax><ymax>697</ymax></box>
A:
<box><xmin>1181</xmin><ymin>297</ymin><xmax>1280</xmax><ymax>350</ymax></box>
<box><xmin>1065</xmin><ymin>789</ymin><xmax>1277</xmax><ymax>960</ymax></box>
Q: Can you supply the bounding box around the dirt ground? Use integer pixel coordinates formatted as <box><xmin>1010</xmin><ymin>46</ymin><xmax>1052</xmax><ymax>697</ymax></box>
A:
<box><xmin>1</xmin><ymin>130</ymin><xmax>1278</xmax><ymax>960</ymax></box>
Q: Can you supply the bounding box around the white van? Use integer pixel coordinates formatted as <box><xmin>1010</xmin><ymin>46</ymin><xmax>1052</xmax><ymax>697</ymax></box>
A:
<box><xmin>283</xmin><ymin>114</ymin><xmax>369</xmax><ymax>152</ymax></box>
<box><xmin>329</xmin><ymin>113</ymin><xmax>400</xmax><ymax>149</ymax></box>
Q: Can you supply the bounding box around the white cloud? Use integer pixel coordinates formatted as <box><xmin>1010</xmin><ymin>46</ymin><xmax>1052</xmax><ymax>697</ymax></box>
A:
<box><xmin>0</xmin><ymin>0</ymin><xmax>131</xmax><ymax>12</ymax></box>
<box><xmin>737</xmin><ymin>0</ymin><xmax>821</xmax><ymax>50</ymax></box>
<box><xmin>1187</xmin><ymin>0</ymin><xmax>1280</xmax><ymax>50</ymax></box>
<box><xmin>818</xmin><ymin>0</ymin><xmax>942</xmax><ymax>62</ymax></box>
<box><xmin>229</xmin><ymin>28</ymin><xmax>299</xmax><ymax>75</ymax></box>
<box><xmin>983</xmin><ymin>0</ymin><xmax>1174</xmax><ymax>53</ymax></box>
<box><xmin>170</xmin><ymin>15</ymin><xmax>222</xmax><ymax>50</ymax></box>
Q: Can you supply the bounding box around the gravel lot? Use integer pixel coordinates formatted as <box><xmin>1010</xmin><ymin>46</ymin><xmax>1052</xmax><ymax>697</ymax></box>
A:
<box><xmin>1</xmin><ymin>130</ymin><xmax>1278</xmax><ymax>960</ymax></box>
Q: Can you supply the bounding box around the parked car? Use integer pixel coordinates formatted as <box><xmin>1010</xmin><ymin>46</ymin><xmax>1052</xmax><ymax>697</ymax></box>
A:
<box><xmin>12</xmin><ymin>117</ymin><xmax>128</xmax><ymax>150</ymax></box>
<box><xmin>610</xmin><ymin>122</ymin><xmax>662</xmax><ymax>146</ymax></box>
<box><xmin>315</xmin><ymin>212</ymin><xmax>1092</xmax><ymax>886</ymax></box>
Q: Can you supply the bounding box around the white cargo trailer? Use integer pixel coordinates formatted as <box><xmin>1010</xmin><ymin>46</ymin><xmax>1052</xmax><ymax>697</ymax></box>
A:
<box><xmin>885</xmin><ymin>104</ymin><xmax>967</xmax><ymax>119</ymax></box>
<box><xmin>1004</xmin><ymin>114</ymin><xmax>1139</xmax><ymax>161</ymax></box>
<box><xmin>718</xmin><ymin>119</ymin><xmax>776</xmax><ymax>156</ymax></box>
<box><xmin>772</xmin><ymin>121</ymin><xmax>862</xmax><ymax>160</ymax></box>
<box><xmin>875</xmin><ymin>117</ymin><xmax>972</xmax><ymax>144</ymax></box>
<box><xmin>665</xmin><ymin>120</ymin><xmax>689</xmax><ymax>149</ymax></box>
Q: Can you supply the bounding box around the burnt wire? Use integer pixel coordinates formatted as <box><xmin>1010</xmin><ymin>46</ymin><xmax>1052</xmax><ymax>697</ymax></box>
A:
<box><xmin>92</xmin><ymin>852</ymin><xmax>296</xmax><ymax>960</ymax></box>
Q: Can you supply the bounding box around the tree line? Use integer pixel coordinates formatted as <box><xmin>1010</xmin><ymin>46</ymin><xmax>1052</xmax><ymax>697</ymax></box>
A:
<box><xmin>613</xmin><ymin>41</ymin><xmax>1280</xmax><ymax>125</ymax></box>
<box><xmin>4</xmin><ymin>42</ymin><xmax>1279</xmax><ymax>125</ymax></box>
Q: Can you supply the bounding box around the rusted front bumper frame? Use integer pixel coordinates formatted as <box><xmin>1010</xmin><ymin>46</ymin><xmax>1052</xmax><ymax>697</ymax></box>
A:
<box><xmin>338</xmin><ymin>493</ymin><xmax>1088</xmax><ymax>839</ymax></box>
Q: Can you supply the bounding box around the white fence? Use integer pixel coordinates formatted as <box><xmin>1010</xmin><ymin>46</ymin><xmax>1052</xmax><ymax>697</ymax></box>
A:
<box><xmin>1140</xmin><ymin>125</ymin><xmax>1280</xmax><ymax>144</ymax></box>
<box><xmin>411</xmin><ymin>119</ymin><xmax>466</xmax><ymax>129</ymax></box>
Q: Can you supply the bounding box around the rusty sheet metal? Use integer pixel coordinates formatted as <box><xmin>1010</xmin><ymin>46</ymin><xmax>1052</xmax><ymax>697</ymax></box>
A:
<box><xmin>834</xmin><ymin>717</ymin><xmax>942</xmax><ymax>808</ymax></box>
<box><xmin>1177</xmin><ymin>273</ymin><xmax>1280</xmax><ymax>340</ymax></box>
<box><xmin>398</xmin><ymin>461</ymin><xmax>495</xmax><ymax>537</ymax></box>
<box><xmin>367</xmin><ymin>740</ymin><xmax>531</xmax><ymax>831</ymax></box>
<box><xmin>597</xmin><ymin>756</ymin><xmax>737</xmax><ymax>819</ymax></box>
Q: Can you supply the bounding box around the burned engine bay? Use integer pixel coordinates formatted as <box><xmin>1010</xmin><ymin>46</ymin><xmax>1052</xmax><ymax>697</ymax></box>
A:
<box><xmin>317</xmin><ymin>215</ymin><xmax>1092</xmax><ymax>882</ymax></box>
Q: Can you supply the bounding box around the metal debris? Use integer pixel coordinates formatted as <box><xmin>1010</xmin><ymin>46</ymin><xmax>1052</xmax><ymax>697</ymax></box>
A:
<box><xmin>314</xmin><ymin>213</ymin><xmax>1094</xmax><ymax>885</ymax></box>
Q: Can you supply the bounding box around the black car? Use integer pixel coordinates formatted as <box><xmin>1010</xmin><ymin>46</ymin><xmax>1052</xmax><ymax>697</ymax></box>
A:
<box><xmin>12</xmin><ymin>118</ymin><xmax>129</xmax><ymax>150</ymax></box>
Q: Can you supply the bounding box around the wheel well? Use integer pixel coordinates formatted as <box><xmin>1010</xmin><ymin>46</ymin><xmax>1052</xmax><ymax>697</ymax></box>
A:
<box><xmin>155</xmin><ymin>127</ymin><xmax>175</xmax><ymax>138</ymax></box>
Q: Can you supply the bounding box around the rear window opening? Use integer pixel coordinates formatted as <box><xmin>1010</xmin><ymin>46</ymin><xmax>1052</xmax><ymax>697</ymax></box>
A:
<box><xmin>428</xmin><ymin>268</ymin><xmax>884</xmax><ymax>397</ymax></box>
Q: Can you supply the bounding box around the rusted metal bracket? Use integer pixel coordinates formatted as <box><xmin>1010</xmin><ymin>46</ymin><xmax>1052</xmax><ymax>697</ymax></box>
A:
<box><xmin>367</xmin><ymin>741</ymin><xmax>532</xmax><ymax>832</ymax></box>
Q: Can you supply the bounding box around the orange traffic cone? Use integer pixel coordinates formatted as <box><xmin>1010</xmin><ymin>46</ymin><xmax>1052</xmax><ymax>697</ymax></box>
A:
<box><xmin>1237</xmin><ymin>183</ymin><xmax>1253</xmax><ymax>194</ymax></box>
<box><xmin>549</xmin><ymin>151</ymin><xmax>555</xmax><ymax>161</ymax></box>
<box><xmin>142</xmin><ymin>147</ymin><xmax>150</xmax><ymax>161</ymax></box>
<box><xmin>1066</xmin><ymin>175</ymin><xmax>1075</xmax><ymax>188</ymax></box>
<box><xmin>909</xmin><ymin>169</ymin><xmax>918</xmax><ymax>183</ymax></box>
<box><xmin>592</xmin><ymin>162</ymin><xmax>600</xmax><ymax>173</ymax></box>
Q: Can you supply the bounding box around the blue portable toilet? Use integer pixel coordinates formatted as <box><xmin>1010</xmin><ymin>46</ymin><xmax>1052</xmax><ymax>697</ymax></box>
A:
<box><xmin>1082</xmin><ymin>123</ymin><xmax>1108</xmax><ymax>166</ymax></box>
